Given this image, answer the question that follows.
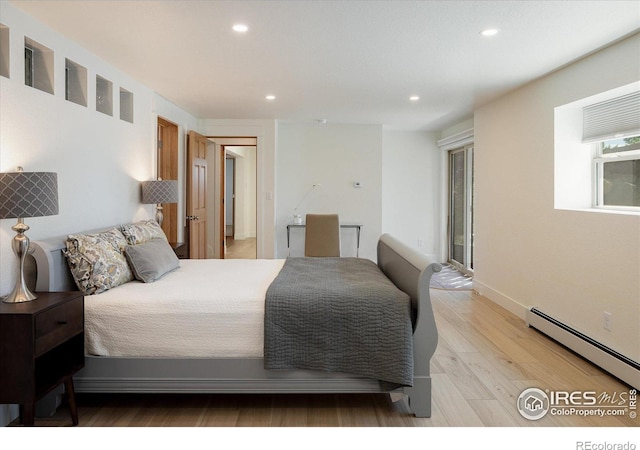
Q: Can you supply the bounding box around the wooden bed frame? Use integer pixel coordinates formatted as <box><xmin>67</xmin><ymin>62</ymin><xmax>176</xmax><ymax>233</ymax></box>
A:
<box><xmin>31</xmin><ymin>231</ymin><xmax>441</xmax><ymax>417</ymax></box>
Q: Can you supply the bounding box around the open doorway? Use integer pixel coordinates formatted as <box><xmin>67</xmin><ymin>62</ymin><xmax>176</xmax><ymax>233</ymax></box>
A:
<box><xmin>224</xmin><ymin>146</ymin><xmax>257</xmax><ymax>259</ymax></box>
<box><xmin>204</xmin><ymin>137</ymin><xmax>257</xmax><ymax>259</ymax></box>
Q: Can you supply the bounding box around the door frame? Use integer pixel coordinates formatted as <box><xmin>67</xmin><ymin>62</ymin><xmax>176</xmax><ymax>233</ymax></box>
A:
<box><xmin>225</xmin><ymin>155</ymin><xmax>236</xmax><ymax>240</ymax></box>
<box><xmin>206</xmin><ymin>137</ymin><xmax>258</xmax><ymax>259</ymax></box>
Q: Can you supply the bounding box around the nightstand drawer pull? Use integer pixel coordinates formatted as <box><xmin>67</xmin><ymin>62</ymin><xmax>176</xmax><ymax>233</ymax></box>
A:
<box><xmin>58</xmin><ymin>320</ymin><xmax>68</xmax><ymax>325</ymax></box>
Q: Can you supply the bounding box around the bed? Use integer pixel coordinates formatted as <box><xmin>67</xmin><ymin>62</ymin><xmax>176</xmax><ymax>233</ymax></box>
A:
<box><xmin>31</xmin><ymin>226</ymin><xmax>441</xmax><ymax>418</ymax></box>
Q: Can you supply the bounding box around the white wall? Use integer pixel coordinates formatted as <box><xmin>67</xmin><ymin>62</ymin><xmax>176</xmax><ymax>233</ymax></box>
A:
<box><xmin>473</xmin><ymin>33</ymin><xmax>640</xmax><ymax>363</ymax></box>
<box><xmin>276</xmin><ymin>122</ymin><xmax>382</xmax><ymax>260</ymax></box>
<box><xmin>0</xmin><ymin>1</ymin><xmax>154</xmax><ymax>294</ymax></box>
<box><xmin>0</xmin><ymin>2</ymin><xmax>197</xmax><ymax>425</ymax></box>
<box><xmin>381</xmin><ymin>129</ymin><xmax>441</xmax><ymax>261</ymax></box>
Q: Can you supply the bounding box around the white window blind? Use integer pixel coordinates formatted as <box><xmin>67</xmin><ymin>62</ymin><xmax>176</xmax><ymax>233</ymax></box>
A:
<box><xmin>582</xmin><ymin>91</ymin><xmax>640</xmax><ymax>143</ymax></box>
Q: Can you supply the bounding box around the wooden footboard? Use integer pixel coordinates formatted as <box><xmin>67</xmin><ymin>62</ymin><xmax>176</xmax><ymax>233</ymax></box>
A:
<box><xmin>377</xmin><ymin>234</ymin><xmax>442</xmax><ymax>417</ymax></box>
<box><xmin>31</xmin><ymin>232</ymin><xmax>441</xmax><ymax>417</ymax></box>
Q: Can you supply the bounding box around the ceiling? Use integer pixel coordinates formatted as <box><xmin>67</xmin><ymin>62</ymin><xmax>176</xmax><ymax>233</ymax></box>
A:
<box><xmin>9</xmin><ymin>0</ymin><xmax>640</xmax><ymax>131</ymax></box>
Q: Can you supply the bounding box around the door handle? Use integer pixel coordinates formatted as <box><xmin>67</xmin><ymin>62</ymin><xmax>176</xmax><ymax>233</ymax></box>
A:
<box><xmin>186</xmin><ymin>215</ymin><xmax>200</xmax><ymax>221</ymax></box>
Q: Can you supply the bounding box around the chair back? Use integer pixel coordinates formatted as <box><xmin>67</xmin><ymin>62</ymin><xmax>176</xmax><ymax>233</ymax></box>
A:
<box><xmin>304</xmin><ymin>214</ymin><xmax>340</xmax><ymax>257</ymax></box>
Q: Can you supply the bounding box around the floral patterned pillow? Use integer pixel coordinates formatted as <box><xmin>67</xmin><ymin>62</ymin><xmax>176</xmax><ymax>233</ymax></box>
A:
<box><xmin>64</xmin><ymin>228</ymin><xmax>133</xmax><ymax>295</ymax></box>
<box><xmin>120</xmin><ymin>220</ymin><xmax>167</xmax><ymax>245</ymax></box>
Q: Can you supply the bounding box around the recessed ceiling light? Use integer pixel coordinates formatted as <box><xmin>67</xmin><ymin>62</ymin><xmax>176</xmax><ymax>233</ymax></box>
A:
<box><xmin>265</xmin><ymin>95</ymin><xmax>276</xmax><ymax>101</ymax></box>
<box><xmin>480</xmin><ymin>28</ymin><xmax>499</xmax><ymax>37</ymax></box>
<box><xmin>232</xmin><ymin>24</ymin><xmax>249</xmax><ymax>33</ymax></box>
<box><xmin>409</xmin><ymin>96</ymin><xmax>420</xmax><ymax>101</ymax></box>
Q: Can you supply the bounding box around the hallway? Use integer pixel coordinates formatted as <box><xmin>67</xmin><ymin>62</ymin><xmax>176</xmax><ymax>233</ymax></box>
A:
<box><xmin>225</xmin><ymin>237</ymin><xmax>256</xmax><ymax>259</ymax></box>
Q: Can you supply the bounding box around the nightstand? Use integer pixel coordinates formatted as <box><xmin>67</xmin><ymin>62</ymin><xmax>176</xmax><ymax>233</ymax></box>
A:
<box><xmin>0</xmin><ymin>291</ymin><xmax>84</xmax><ymax>426</ymax></box>
<box><xmin>170</xmin><ymin>241</ymin><xmax>189</xmax><ymax>259</ymax></box>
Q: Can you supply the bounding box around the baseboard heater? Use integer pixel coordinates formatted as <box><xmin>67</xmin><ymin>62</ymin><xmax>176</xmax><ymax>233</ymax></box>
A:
<box><xmin>526</xmin><ymin>307</ymin><xmax>640</xmax><ymax>389</ymax></box>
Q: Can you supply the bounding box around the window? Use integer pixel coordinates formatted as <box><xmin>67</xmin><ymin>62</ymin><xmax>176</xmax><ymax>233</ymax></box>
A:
<box><xmin>584</xmin><ymin>91</ymin><xmax>640</xmax><ymax>210</ymax></box>
<box><xmin>555</xmin><ymin>84</ymin><xmax>640</xmax><ymax>214</ymax></box>
<box><xmin>593</xmin><ymin>136</ymin><xmax>640</xmax><ymax>208</ymax></box>
<box><xmin>448</xmin><ymin>145</ymin><xmax>474</xmax><ymax>274</ymax></box>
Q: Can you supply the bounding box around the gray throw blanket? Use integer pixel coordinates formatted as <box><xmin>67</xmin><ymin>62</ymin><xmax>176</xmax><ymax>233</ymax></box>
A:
<box><xmin>264</xmin><ymin>257</ymin><xmax>414</xmax><ymax>386</ymax></box>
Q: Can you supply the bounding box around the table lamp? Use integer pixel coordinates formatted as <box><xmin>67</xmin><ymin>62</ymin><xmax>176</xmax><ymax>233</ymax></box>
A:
<box><xmin>0</xmin><ymin>169</ymin><xmax>59</xmax><ymax>303</ymax></box>
<box><xmin>141</xmin><ymin>179</ymin><xmax>179</xmax><ymax>226</ymax></box>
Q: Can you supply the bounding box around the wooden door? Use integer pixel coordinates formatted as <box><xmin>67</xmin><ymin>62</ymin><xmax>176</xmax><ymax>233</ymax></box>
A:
<box><xmin>157</xmin><ymin>117</ymin><xmax>178</xmax><ymax>243</ymax></box>
<box><xmin>187</xmin><ymin>131</ymin><xmax>208</xmax><ymax>259</ymax></box>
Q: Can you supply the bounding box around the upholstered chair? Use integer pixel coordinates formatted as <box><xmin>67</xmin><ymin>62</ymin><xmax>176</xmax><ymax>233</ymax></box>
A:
<box><xmin>304</xmin><ymin>214</ymin><xmax>340</xmax><ymax>257</ymax></box>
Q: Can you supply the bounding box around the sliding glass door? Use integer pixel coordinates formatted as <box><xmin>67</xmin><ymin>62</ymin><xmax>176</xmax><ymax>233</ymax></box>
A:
<box><xmin>449</xmin><ymin>145</ymin><xmax>474</xmax><ymax>274</ymax></box>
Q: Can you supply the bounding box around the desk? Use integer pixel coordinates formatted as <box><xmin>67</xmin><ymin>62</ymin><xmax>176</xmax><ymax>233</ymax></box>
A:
<box><xmin>287</xmin><ymin>223</ymin><xmax>362</xmax><ymax>257</ymax></box>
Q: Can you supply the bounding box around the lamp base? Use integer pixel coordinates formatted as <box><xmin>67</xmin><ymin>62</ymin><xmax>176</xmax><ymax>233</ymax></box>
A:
<box><xmin>2</xmin><ymin>285</ymin><xmax>37</xmax><ymax>303</ymax></box>
<box><xmin>2</xmin><ymin>219</ymin><xmax>38</xmax><ymax>303</ymax></box>
<box><xmin>155</xmin><ymin>204</ymin><xmax>164</xmax><ymax>227</ymax></box>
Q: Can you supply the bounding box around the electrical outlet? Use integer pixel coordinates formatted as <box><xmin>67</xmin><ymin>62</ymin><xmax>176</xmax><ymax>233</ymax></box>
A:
<box><xmin>603</xmin><ymin>311</ymin><xmax>612</xmax><ymax>331</ymax></box>
<box><xmin>418</xmin><ymin>239</ymin><xmax>424</xmax><ymax>248</ymax></box>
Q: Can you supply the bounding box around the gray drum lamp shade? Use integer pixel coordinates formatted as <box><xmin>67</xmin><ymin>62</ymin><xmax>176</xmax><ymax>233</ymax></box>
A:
<box><xmin>0</xmin><ymin>172</ymin><xmax>59</xmax><ymax>219</ymax></box>
<box><xmin>141</xmin><ymin>180</ymin><xmax>179</xmax><ymax>204</ymax></box>
<box><xmin>1</xmin><ymin>171</ymin><xmax>59</xmax><ymax>303</ymax></box>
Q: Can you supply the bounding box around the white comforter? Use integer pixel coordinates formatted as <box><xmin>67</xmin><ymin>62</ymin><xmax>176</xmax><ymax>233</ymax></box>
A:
<box><xmin>85</xmin><ymin>259</ymin><xmax>285</xmax><ymax>358</ymax></box>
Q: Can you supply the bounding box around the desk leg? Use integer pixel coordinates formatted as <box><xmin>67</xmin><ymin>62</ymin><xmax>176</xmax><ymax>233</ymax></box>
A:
<box><xmin>64</xmin><ymin>377</ymin><xmax>79</xmax><ymax>426</ymax></box>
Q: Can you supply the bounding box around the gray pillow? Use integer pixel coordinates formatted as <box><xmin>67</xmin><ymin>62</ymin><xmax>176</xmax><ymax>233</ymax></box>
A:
<box><xmin>125</xmin><ymin>239</ymin><xmax>180</xmax><ymax>283</ymax></box>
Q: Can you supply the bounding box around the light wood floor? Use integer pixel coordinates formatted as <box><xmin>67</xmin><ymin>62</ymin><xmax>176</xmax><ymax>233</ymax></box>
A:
<box><xmin>33</xmin><ymin>289</ymin><xmax>636</xmax><ymax>427</ymax></box>
<box><xmin>225</xmin><ymin>237</ymin><xmax>257</xmax><ymax>259</ymax></box>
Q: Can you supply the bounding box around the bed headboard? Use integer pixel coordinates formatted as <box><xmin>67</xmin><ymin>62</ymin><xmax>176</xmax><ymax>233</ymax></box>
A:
<box><xmin>31</xmin><ymin>225</ymin><xmax>117</xmax><ymax>292</ymax></box>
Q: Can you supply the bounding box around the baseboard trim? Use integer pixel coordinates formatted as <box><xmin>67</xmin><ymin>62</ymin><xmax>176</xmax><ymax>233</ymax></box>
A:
<box><xmin>527</xmin><ymin>308</ymin><xmax>640</xmax><ymax>389</ymax></box>
<box><xmin>472</xmin><ymin>279</ymin><xmax>528</xmax><ymax>320</ymax></box>
<box><xmin>472</xmin><ymin>279</ymin><xmax>640</xmax><ymax>389</ymax></box>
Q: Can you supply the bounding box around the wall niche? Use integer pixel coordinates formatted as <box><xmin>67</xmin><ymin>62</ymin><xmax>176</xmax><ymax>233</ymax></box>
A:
<box><xmin>119</xmin><ymin>87</ymin><xmax>133</xmax><ymax>123</ymax></box>
<box><xmin>65</xmin><ymin>58</ymin><xmax>87</xmax><ymax>107</ymax></box>
<box><xmin>96</xmin><ymin>74</ymin><xmax>113</xmax><ymax>116</ymax></box>
<box><xmin>24</xmin><ymin>36</ymin><xmax>54</xmax><ymax>94</ymax></box>
<box><xmin>0</xmin><ymin>24</ymin><xmax>9</xmax><ymax>78</ymax></box>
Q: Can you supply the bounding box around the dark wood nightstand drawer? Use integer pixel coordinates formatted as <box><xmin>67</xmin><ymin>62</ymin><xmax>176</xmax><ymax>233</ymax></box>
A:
<box><xmin>35</xmin><ymin>296</ymin><xmax>83</xmax><ymax>357</ymax></box>
<box><xmin>1</xmin><ymin>292</ymin><xmax>84</xmax><ymax>426</ymax></box>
